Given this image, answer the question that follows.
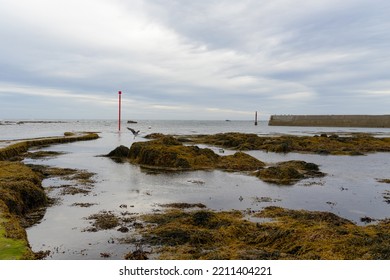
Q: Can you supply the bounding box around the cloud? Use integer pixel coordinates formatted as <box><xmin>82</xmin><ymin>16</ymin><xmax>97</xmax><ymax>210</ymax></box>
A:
<box><xmin>357</xmin><ymin>90</ymin><xmax>390</xmax><ymax>97</ymax></box>
<box><xmin>206</xmin><ymin>107</ymin><xmax>253</xmax><ymax>116</ymax></box>
<box><xmin>0</xmin><ymin>83</ymin><xmax>118</xmax><ymax>105</ymax></box>
<box><xmin>0</xmin><ymin>0</ymin><xmax>389</xmax><ymax>119</ymax></box>
<box><xmin>271</xmin><ymin>92</ymin><xmax>315</xmax><ymax>101</ymax></box>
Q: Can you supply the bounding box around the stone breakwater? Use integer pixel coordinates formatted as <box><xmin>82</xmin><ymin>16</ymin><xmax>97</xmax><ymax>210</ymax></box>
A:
<box><xmin>268</xmin><ymin>115</ymin><xmax>390</xmax><ymax>128</ymax></box>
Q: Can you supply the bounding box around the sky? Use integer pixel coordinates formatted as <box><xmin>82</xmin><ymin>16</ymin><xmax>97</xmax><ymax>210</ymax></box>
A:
<box><xmin>0</xmin><ymin>0</ymin><xmax>389</xmax><ymax>120</ymax></box>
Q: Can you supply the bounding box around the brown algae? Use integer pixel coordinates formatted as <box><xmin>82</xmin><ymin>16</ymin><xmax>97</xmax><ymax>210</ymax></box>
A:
<box><xmin>0</xmin><ymin>161</ymin><xmax>47</xmax><ymax>216</ymax></box>
<box><xmin>25</xmin><ymin>151</ymin><xmax>66</xmax><ymax>159</ymax></box>
<box><xmin>135</xmin><ymin>206</ymin><xmax>390</xmax><ymax>260</ymax></box>
<box><xmin>85</xmin><ymin>210</ymin><xmax>141</xmax><ymax>233</ymax></box>
<box><xmin>255</xmin><ymin>160</ymin><xmax>325</xmax><ymax>185</ymax></box>
<box><xmin>86</xmin><ymin>211</ymin><xmax>120</xmax><ymax>231</ymax></box>
<box><xmin>0</xmin><ymin>132</ymin><xmax>99</xmax><ymax>161</ymax></box>
<box><xmin>0</xmin><ymin>161</ymin><xmax>47</xmax><ymax>259</ymax></box>
<box><xmin>30</xmin><ymin>165</ymin><xmax>96</xmax><ymax>187</ymax></box>
<box><xmin>0</xmin><ymin>132</ymin><xmax>100</xmax><ymax>259</ymax></box>
<box><xmin>189</xmin><ymin>132</ymin><xmax>390</xmax><ymax>155</ymax></box>
<box><xmin>160</xmin><ymin>203</ymin><xmax>207</xmax><ymax>209</ymax></box>
<box><xmin>108</xmin><ymin>136</ymin><xmax>324</xmax><ymax>185</ymax></box>
<box><xmin>377</xmin><ymin>178</ymin><xmax>390</xmax><ymax>184</ymax></box>
<box><xmin>108</xmin><ymin>136</ymin><xmax>265</xmax><ymax>172</ymax></box>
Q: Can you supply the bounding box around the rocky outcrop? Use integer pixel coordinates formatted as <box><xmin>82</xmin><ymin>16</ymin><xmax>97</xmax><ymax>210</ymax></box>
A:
<box><xmin>106</xmin><ymin>145</ymin><xmax>130</xmax><ymax>158</ymax></box>
<box><xmin>107</xmin><ymin>136</ymin><xmax>325</xmax><ymax>185</ymax></box>
<box><xmin>126</xmin><ymin>136</ymin><xmax>265</xmax><ymax>171</ymax></box>
<box><xmin>107</xmin><ymin>136</ymin><xmax>265</xmax><ymax>171</ymax></box>
<box><xmin>255</xmin><ymin>160</ymin><xmax>325</xmax><ymax>185</ymax></box>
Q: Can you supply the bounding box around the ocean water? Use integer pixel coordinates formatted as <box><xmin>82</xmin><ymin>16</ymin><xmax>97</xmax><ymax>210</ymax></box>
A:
<box><xmin>1</xmin><ymin>120</ymin><xmax>390</xmax><ymax>259</ymax></box>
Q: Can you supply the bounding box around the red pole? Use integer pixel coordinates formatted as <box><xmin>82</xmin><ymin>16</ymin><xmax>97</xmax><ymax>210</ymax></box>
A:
<box><xmin>118</xmin><ymin>91</ymin><xmax>122</xmax><ymax>131</ymax></box>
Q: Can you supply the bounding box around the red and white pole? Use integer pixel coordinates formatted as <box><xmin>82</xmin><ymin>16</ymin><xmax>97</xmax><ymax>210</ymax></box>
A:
<box><xmin>118</xmin><ymin>90</ymin><xmax>122</xmax><ymax>131</ymax></box>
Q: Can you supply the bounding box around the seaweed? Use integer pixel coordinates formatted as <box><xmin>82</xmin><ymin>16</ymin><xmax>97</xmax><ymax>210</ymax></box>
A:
<box><xmin>86</xmin><ymin>211</ymin><xmax>120</xmax><ymax>231</ymax></box>
<box><xmin>134</xmin><ymin>206</ymin><xmax>390</xmax><ymax>260</ymax></box>
<box><xmin>0</xmin><ymin>132</ymin><xmax>100</xmax><ymax>259</ymax></box>
<box><xmin>188</xmin><ymin>132</ymin><xmax>390</xmax><ymax>155</ymax></box>
<box><xmin>0</xmin><ymin>161</ymin><xmax>46</xmax><ymax>260</ymax></box>
<box><xmin>160</xmin><ymin>203</ymin><xmax>207</xmax><ymax>209</ymax></box>
<box><xmin>108</xmin><ymin>136</ymin><xmax>324</xmax><ymax>185</ymax></box>
<box><xmin>377</xmin><ymin>178</ymin><xmax>390</xmax><ymax>184</ymax></box>
<box><xmin>0</xmin><ymin>132</ymin><xmax>99</xmax><ymax>161</ymax></box>
<box><xmin>111</xmin><ymin>136</ymin><xmax>266</xmax><ymax>172</ymax></box>
<box><xmin>255</xmin><ymin>161</ymin><xmax>325</xmax><ymax>185</ymax></box>
<box><xmin>0</xmin><ymin>161</ymin><xmax>47</xmax><ymax>216</ymax></box>
<box><xmin>25</xmin><ymin>151</ymin><xmax>66</xmax><ymax>159</ymax></box>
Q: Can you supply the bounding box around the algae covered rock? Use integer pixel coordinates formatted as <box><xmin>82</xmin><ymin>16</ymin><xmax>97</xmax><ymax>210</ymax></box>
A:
<box><xmin>106</xmin><ymin>145</ymin><xmax>130</xmax><ymax>158</ymax></box>
<box><xmin>217</xmin><ymin>151</ymin><xmax>265</xmax><ymax>171</ymax></box>
<box><xmin>0</xmin><ymin>132</ymin><xmax>99</xmax><ymax>161</ymax></box>
<box><xmin>0</xmin><ymin>161</ymin><xmax>47</xmax><ymax>215</ymax></box>
<box><xmin>108</xmin><ymin>136</ymin><xmax>324</xmax><ymax>185</ymax></box>
<box><xmin>255</xmin><ymin>160</ymin><xmax>325</xmax><ymax>185</ymax></box>
<box><xmin>0</xmin><ymin>161</ymin><xmax>48</xmax><ymax>260</ymax></box>
<box><xmin>190</xmin><ymin>132</ymin><xmax>390</xmax><ymax>155</ymax></box>
<box><xmin>126</xmin><ymin>136</ymin><xmax>264</xmax><ymax>171</ymax></box>
<box><xmin>135</xmin><ymin>205</ymin><xmax>390</xmax><ymax>260</ymax></box>
<box><xmin>192</xmin><ymin>132</ymin><xmax>261</xmax><ymax>150</ymax></box>
<box><xmin>128</xmin><ymin>137</ymin><xmax>194</xmax><ymax>169</ymax></box>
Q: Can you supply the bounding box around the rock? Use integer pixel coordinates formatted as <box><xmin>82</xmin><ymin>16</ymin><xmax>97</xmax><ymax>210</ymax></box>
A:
<box><xmin>217</xmin><ymin>152</ymin><xmax>265</xmax><ymax>171</ymax></box>
<box><xmin>160</xmin><ymin>203</ymin><xmax>207</xmax><ymax>209</ymax></box>
<box><xmin>127</xmin><ymin>136</ymin><xmax>265</xmax><ymax>171</ymax></box>
<box><xmin>124</xmin><ymin>248</ymin><xmax>149</xmax><ymax>260</ymax></box>
<box><xmin>255</xmin><ymin>160</ymin><xmax>325</xmax><ymax>185</ymax></box>
<box><xmin>117</xmin><ymin>226</ymin><xmax>129</xmax><ymax>233</ymax></box>
<box><xmin>107</xmin><ymin>136</ymin><xmax>324</xmax><ymax>186</ymax></box>
<box><xmin>106</xmin><ymin>145</ymin><xmax>130</xmax><ymax>158</ymax></box>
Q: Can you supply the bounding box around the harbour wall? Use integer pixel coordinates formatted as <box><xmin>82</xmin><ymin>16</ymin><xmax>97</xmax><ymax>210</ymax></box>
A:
<box><xmin>268</xmin><ymin>115</ymin><xmax>390</xmax><ymax>128</ymax></box>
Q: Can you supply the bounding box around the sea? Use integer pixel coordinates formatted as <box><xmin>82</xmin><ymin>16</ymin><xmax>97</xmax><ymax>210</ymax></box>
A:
<box><xmin>1</xmin><ymin>119</ymin><xmax>390</xmax><ymax>259</ymax></box>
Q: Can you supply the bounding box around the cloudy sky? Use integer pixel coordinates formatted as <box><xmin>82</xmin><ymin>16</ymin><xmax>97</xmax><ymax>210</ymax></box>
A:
<box><xmin>0</xmin><ymin>0</ymin><xmax>389</xmax><ymax>120</ymax></box>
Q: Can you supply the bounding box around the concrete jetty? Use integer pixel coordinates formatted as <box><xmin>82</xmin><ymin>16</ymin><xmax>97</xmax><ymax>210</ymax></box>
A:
<box><xmin>268</xmin><ymin>115</ymin><xmax>390</xmax><ymax>128</ymax></box>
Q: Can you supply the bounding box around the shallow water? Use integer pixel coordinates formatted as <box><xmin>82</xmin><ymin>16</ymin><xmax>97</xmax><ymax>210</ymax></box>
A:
<box><xmin>1</xmin><ymin>120</ymin><xmax>390</xmax><ymax>259</ymax></box>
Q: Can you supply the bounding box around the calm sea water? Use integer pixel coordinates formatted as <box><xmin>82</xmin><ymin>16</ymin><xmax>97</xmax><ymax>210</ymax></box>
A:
<box><xmin>1</xmin><ymin>120</ymin><xmax>390</xmax><ymax>259</ymax></box>
<box><xmin>2</xmin><ymin>119</ymin><xmax>390</xmax><ymax>140</ymax></box>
